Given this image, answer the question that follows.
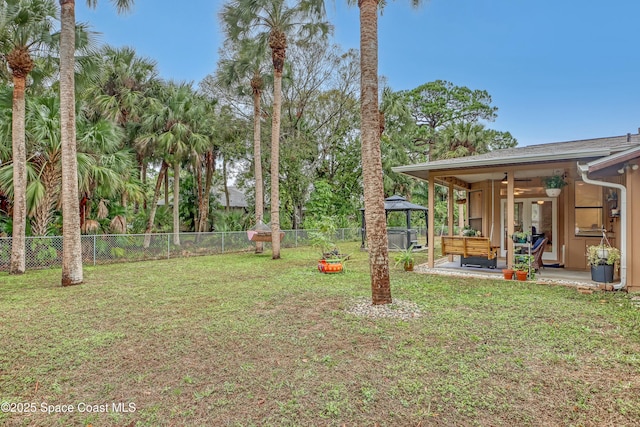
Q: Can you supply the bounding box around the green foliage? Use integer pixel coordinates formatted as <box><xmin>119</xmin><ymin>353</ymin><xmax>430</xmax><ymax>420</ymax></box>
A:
<box><xmin>304</xmin><ymin>180</ymin><xmax>359</xmax><ymax>229</ymax></box>
<box><xmin>153</xmin><ymin>206</ymin><xmax>173</xmax><ymax>233</ymax></box>
<box><xmin>513</xmin><ymin>255</ymin><xmax>534</xmax><ymax>272</ymax></box>
<box><xmin>212</xmin><ymin>210</ymin><xmax>251</xmax><ymax>232</ymax></box>
<box><xmin>30</xmin><ymin>238</ymin><xmax>57</xmax><ymax>262</ymax></box>
<box><xmin>393</xmin><ymin>245</ymin><xmax>415</xmax><ymax>268</ymax></box>
<box><xmin>401</xmin><ymin>80</ymin><xmax>498</xmax><ymax>130</ymax></box>
<box><xmin>95</xmin><ymin>238</ymin><xmax>109</xmax><ymax>256</ymax></box>
<box><xmin>586</xmin><ymin>245</ymin><xmax>620</xmax><ymax>266</ymax></box>
<box><xmin>543</xmin><ymin>175</ymin><xmax>568</xmax><ymax>189</ymax></box>
<box><xmin>309</xmin><ymin>217</ymin><xmax>338</xmax><ymax>255</ymax></box>
<box><xmin>511</xmin><ymin>230</ymin><xmax>531</xmax><ymax>242</ymax></box>
<box><xmin>0</xmin><ymin>243</ymin><xmax>9</xmax><ymax>262</ymax></box>
<box><xmin>110</xmin><ymin>247</ymin><xmax>125</xmax><ymax>258</ymax></box>
<box><xmin>462</xmin><ymin>226</ymin><xmax>478</xmax><ymax>237</ymax></box>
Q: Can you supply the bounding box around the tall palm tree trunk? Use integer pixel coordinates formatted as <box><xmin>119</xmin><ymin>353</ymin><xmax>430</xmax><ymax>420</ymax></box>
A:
<box><xmin>59</xmin><ymin>0</ymin><xmax>83</xmax><ymax>286</ymax></box>
<box><xmin>172</xmin><ymin>161</ymin><xmax>180</xmax><ymax>246</ymax></box>
<box><xmin>359</xmin><ymin>0</ymin><xmax>391</xmax><ymax>304</ymax></box>
<box><xmin>253</xmin><ymin>86</ymin><xmax>264</xmax><ymax>254</ymax></box>
<box><xmin>270</xmin><ymin>72</ymin><xmax>282</xmax><ymax>259</ymax></box>
<box><xmin>9</xmin><ymin>75</ymin><xmax>27</xmax><ymax>274</ymax></box>
<box><xmin>143</xmin><ymin>162</ymin><xmax>168</xmax><ymax>248</ymax></box>
<box><xmin>196</xmin><ymin>150</ymin><xmax>215</xmax><ymax>233</ymax></box>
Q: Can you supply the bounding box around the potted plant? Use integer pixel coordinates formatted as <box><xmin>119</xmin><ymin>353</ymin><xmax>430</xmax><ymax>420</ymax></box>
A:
<box><xmin>513</xmin><ymin>255</ymin><xmax>534</xmax><ymax>281</ymax></box>
<box><xmin>310</xmin><ymin>219</ymin><xmax>345</xmax><ymax>273</ymax></box>
<box><xmin>502</xmin><ymin>268</ymin><xmax>514</xmax><ymax>280</ymax></box>
<box><xmin>461</xmin><ymin>226</ymin><xmax>477</xmax><ymax>237</ymax></box>
<box><xmin>394</xmin><ymin>245</ymin><xmax>416</xmax><ymax>271</ymax></box>
<box><xmin>587</xmin><ymin>244</ymin><xmax>620</xmax><ymax>283</ymax></box>
<box><xmin>511</xmin><ymin>230</ymin><xmax>531</xmax><ymax>243</ymax></box>
<box><xmin>543</xmin><ymin>174</ymin><xmax>567</xmax><ymax>197</ymax></box>
<box><xmin>513</xmin><ymin>262</ymin><xmax>529</xmax><ymax>281</ymax></box>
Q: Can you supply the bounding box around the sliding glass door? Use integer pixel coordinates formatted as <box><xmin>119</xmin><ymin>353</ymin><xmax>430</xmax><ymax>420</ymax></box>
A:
<box><xmin>500</xmin><ymin>198</ymin><xmax>557</xmax><ymax>260</ymax></box>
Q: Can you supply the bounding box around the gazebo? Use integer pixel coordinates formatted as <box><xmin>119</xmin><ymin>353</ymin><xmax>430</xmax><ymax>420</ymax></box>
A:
<box><xmin>360</xmin><ymin>195</ymin><xmax>429</xmax><ymax>250</ymax></box>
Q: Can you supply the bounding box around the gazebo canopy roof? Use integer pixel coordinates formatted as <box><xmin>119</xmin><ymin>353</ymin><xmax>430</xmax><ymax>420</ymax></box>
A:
<box><xmin>360</xmin><ymin>195</ymin><xmax>428</xmax><ymax>212</ymax></box>
<box><xmin>383</xmin><ymin>195</ymin><xmax>428</xmax><ymax>212</ymax></box>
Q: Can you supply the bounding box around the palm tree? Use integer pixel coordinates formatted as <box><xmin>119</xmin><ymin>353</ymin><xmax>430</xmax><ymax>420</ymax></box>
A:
<box><xmin>0</xmin><ymin>0</ymin><xmax>58</xmax><ymax>274</ymax></box>
<box><xmin>348</xmin><ymin>0</ymin><xmax>423</xmax><ymax>305</ymax></box>
<box><xmin>83</xmin><ymin>45</ymin><xmax>159</xmax><ymax>186</ymax></box>
<box><xmin>216</xmin><ymin>37</ymin><xmax>270</xmax><ymax>253</ymax></box>
<box><xmin>221</xmin><ymin>0</ymin><xmax>329</xmax><ymax>259</ymax></box>
<box><xmin>137</xmin><ymin>82</ymin><xmax>208</xmax><ymax>247</ymax></box>
<box><xmin>0</xmin><ymin>92</ymin><xmax>133</xmax><ymax>237</ymax></box>
<box><xmin>59</xmin><ymin>0</ymin><xmax>134</xmax><ymax>286</ymax></box>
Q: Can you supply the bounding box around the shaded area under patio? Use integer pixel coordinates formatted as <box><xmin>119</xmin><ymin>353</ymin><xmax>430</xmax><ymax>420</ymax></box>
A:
<box><xmin>417</xmin><ymin>255</ymin><xmax>620</xmax><ymax>288</ymax></box>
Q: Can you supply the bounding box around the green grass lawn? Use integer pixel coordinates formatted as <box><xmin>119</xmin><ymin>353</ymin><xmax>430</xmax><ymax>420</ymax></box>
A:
<box><xmin>1</xmin><ymin>242</ymin><xmax>639</xmax><ymax>426</ymax></box>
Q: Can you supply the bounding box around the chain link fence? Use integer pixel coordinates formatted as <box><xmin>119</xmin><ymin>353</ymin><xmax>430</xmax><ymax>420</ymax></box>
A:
<box><xmin>0</xmin><ymin>228</ymin><xmax>362</xmax><ymax>272</ymax></box>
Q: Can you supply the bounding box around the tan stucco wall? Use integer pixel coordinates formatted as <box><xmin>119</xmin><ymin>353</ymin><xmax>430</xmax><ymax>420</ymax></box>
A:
<box><xmin>625</xmin><ymin>169</ymin><xmax>640</xmax><ymax>292</ymax></box>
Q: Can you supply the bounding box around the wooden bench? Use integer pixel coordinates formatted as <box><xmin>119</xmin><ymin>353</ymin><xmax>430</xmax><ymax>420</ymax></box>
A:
<box><xmin>441</xmin><ymin>236</ymin><xmax>499</xmax><ymax>269</ymax></box>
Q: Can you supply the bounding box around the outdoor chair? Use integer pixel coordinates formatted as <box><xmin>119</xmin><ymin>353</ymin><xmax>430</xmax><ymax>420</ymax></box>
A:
<box><xmin>531</xmin><ymin>237</ymin><xmax>548</xmax><ymax>271</ymax></box>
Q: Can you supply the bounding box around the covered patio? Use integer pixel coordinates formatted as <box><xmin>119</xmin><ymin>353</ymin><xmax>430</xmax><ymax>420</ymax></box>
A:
<box><xmin>392</xmin><ymin>132</ymin><xmax>640</xmax><ymax>291</ymax></box>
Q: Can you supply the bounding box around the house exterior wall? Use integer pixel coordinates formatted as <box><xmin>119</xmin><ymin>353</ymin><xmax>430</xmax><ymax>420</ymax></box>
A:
<box><xmin>626</xmin><ymin>169</ymin><xmax>640</xmax><ymax>292</ymax></box>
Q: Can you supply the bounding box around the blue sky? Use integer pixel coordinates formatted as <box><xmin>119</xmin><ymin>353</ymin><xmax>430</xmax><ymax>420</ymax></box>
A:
<box><xmin>77</xmin><ymin>0</ymin><xmax>640</xmax><ymax>147</ymax></box>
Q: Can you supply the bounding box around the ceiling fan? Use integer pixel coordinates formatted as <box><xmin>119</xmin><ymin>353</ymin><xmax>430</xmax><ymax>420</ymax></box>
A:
<box><xmin>501</xmin><ymin>173</ymin><xmax>532</xmax><ymax>184</ymax></box>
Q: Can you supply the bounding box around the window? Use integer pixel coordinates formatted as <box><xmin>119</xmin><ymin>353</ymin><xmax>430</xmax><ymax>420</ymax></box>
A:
<box><xmin>574</xmin><ymin>181</ymin><xmax>603</xmax><ymax>234</ymax></box>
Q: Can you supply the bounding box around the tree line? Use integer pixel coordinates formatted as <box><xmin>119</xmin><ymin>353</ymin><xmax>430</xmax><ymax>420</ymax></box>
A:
<box><xmin>1</xmin><ymin>0</ymin><xmax>515</xmax><ymax>300</ymax></box>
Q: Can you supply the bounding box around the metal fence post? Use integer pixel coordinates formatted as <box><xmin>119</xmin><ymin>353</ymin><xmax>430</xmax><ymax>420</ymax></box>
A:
<box><xmin>93</xmin><ymin>235</ymin><xmax>96</xmax><ymax>266</ymax></box>
<box><xmin>222</xmin><ymin>232</ymin><xmax>225</xmax><ymax>253</ymax></box>
<box><xmin>167</xmin><ymin>234</ymin><xmax>170</xmax><ymax>259</ymax></box>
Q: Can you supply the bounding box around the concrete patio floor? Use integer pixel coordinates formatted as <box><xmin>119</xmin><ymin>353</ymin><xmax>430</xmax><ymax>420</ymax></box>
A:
<box><xmin>416</xmin><ymin>255</ymin><xmax>619</xmax><ymax>289</ymax></box>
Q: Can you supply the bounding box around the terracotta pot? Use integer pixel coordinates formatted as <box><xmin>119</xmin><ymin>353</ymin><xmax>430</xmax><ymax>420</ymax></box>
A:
<box><xmin>515</xmin><ymin>270</ymin><xmax>528</xmax><ymax>281</ymax></box>
<box><xmin>318</xmin><ymin>259</ymin><xmax>343</xmax><ymax>274</ymax></box>
<box><xmin>502</xmin><ymin>269</ymin><xmax>514</xmax><ymax>280</ymax></box>
<box><xmin>404</xmin><ymin>261</ymin><xmax>414</xmax><ymax>272</ymax></box>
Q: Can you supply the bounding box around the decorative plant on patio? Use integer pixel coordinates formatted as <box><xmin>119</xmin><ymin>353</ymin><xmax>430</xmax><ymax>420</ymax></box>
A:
<box><xmin>513</xmin><ymin>255</ymin><xmax>534</xmax><ymax>280</ymax></box>
<box><xmin>543</xmin><ymin>174</ymin><xmax>567</xmax><ymax>197</ymax></box>
<box><xmin>462</xmin><ymin>226</ymin><xmax>478</xmax><ymax>237</ymax></box>
<box><xmin>587</xmin><ymin>244</ymin><xmax>620</xmax><ymax>267</ymax></box>
<box><xmin>543</xmin><ymin>174</ymin><xmax>568</xmax><ymax>189</ymax></box>
<box><xmin>587</xmin><ymin>244</ymin><xmax>620</xmax><ymax>283</ymax></box>
<box><xmin>511</xmin><ymin>230</ymin><xmax>531</xmax><ymax>243</ymax></box>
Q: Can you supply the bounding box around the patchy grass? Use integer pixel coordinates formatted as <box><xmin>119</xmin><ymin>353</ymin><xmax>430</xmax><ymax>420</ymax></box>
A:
<box><xmin>1</xmin><ymin>242</ymin><xmax>639</xmax><ymax>426</ymax></box>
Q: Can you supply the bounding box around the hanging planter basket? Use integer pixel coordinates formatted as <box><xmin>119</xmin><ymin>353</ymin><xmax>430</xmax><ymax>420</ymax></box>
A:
<box><xmin>545</xmin><ymin>188</ymin><xmax>561</xmax><ymax>197</ymax></box>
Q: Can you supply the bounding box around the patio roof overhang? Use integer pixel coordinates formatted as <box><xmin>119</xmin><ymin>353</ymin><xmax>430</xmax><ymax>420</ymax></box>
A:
<box><xmin>581</xmin><ymin>145</ymin><xmax>640</xmax><ymax>173</ymax></box>
<box><xmin>392</xmin><ymin>149</ymin><xmax>612</xmax><ymax>184</ymax></box>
